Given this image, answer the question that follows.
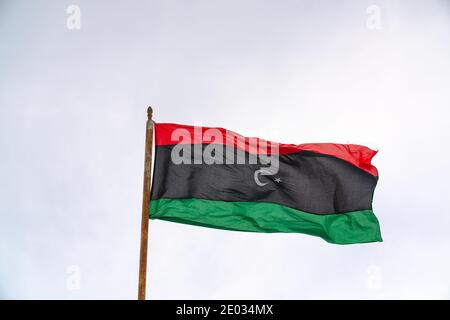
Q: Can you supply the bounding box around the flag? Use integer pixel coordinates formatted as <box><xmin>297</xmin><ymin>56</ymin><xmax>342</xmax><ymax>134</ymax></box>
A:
<box><xmin>150</xmin><ymin>123</ymin><xmax>382</xmax><ymax>244</ymax></box>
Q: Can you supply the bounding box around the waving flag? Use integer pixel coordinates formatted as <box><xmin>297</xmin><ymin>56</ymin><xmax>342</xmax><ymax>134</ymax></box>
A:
<box><xmin>149</xmin><ymin>123</ymin><xmax>381</xmax><ymax>244</ymax></box>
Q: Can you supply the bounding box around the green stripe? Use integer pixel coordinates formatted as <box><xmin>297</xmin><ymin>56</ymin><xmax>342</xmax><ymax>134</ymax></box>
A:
<box><xmin>150</xmin><ymin>198</ymin><xmax>382</xmax><ymax>244</ymax></box>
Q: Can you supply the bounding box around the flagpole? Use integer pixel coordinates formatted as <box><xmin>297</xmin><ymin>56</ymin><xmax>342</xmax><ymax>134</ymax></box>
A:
<box><xmin>138</xmin><ymin>106</ymin><xmax>154</xmax><ymax>300</ymax></box>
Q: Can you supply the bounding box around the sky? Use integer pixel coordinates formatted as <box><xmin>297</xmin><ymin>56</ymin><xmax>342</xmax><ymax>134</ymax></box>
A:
<box><xmin>0</xmin><ymin>0</ymin><xmax>450</xmax><ymax>299</ymax></box>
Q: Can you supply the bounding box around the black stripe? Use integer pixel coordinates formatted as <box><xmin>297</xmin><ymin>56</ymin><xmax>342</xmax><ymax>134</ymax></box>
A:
<box><xmin>151</xmin><ymin>144</ymin><xmax>378</xmax><ymax>214</ymax></box>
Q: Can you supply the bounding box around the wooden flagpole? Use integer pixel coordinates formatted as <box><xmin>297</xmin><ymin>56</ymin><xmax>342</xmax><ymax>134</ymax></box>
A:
<box><xmin>138</xmin><ymin>106</ymin><xmax>154</xmax><ymax>300</ymax></box>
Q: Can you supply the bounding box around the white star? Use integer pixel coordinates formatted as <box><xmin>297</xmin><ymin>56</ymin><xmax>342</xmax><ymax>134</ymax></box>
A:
<box><xmin>274</xmin><ymin>177</ymin><xmax>282</xmax><ymax>183</ymax></box>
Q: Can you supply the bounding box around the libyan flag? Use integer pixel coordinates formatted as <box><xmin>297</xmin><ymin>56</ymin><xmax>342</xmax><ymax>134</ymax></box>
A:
<box><xmin>149</xmin><ymin>123</ymin><xmax>382</xmax><ymax>245</ymax></box>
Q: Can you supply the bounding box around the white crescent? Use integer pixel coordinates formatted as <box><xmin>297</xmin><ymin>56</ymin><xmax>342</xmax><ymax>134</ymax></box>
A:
<box><xmin>254</xmin><ymin>168</ymin><xmax>271</xmax><ymax>187</ymax></box>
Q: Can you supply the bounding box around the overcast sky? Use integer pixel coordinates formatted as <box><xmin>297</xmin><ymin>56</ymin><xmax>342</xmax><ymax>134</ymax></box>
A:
<box><xmin>1</xmin><ymin>0</ymin><xmax>450</xmax><ymax>299</ymax></box>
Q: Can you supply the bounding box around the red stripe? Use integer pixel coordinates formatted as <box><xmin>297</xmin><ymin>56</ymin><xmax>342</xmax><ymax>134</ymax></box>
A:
<box><xmin>154</xmin><ymin>123</ymin><xmax>378</xmax><ymax>177</ymax></box>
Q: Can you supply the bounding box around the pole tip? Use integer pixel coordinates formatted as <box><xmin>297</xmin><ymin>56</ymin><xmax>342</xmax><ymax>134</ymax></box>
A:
<box><xmin>147</xmin><ymin>106</ymin><xmax>153</xmax><ymax>120</ymax></box>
